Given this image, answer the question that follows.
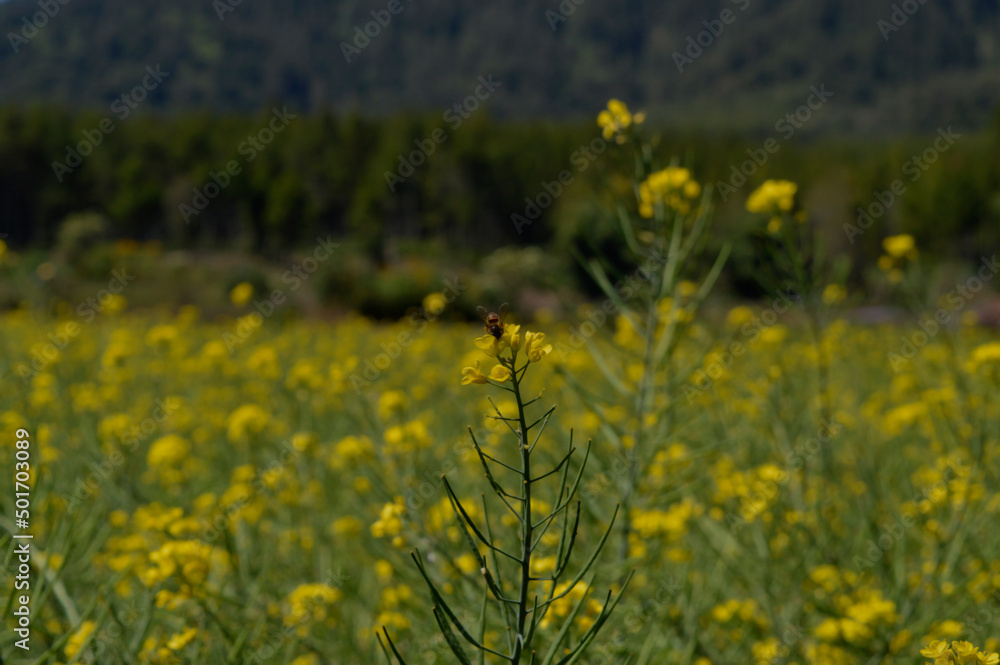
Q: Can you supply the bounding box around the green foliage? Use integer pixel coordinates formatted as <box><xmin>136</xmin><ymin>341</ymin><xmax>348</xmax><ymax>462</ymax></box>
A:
<box><xmin>2</xmin><ymin>106</ymin><xmax>1000</xmax><ymax>297</ymax></box>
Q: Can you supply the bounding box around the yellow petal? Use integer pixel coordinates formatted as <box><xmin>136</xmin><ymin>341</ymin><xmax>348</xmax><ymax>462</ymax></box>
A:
<box><xmin>489</xmin><ymin>365</ymin><xmax>511</xmax><ymax>382</ymax></box>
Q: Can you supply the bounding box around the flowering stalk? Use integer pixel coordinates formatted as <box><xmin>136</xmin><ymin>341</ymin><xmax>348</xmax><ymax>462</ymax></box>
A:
<box><xmin>379</xmin><ymin>322</ymin><xmax>631</xmax><ymax>665</ymax></box>
<box><xmin>746</xmin><ymin>180</ymin><xmax>847</xmax><ymax>474</ymax></box>
<box><xmin>567</xmin><ymin>99</ymin><xmax>731</xmax><ymax>562</ymax></box>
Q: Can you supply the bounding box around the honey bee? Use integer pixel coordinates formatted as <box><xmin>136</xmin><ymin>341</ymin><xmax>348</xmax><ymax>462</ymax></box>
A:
<box><xmin>477</xmin><ymin>303</ymin><xmax>509</xmax><ymax>340</ymax></box>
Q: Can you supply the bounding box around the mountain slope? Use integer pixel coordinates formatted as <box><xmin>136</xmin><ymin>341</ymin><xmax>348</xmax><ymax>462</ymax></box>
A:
<box><xmin>2</xmin><ymin>0</ymin><xmax>999</xmax><ymax>134</ymax></box>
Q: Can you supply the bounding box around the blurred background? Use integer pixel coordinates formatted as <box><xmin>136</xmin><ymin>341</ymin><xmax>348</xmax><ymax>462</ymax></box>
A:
<box><xmin>2</xmin><ymin>0</ymin><xmax>1000</xmax><ymax>320</ymax></box>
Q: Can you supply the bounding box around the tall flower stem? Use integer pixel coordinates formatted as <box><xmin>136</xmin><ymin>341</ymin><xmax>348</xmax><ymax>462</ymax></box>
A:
<box><xmin>510</xmin><ymin>351</ymin><xmax>533</xmax><ymax>664</ymax></box>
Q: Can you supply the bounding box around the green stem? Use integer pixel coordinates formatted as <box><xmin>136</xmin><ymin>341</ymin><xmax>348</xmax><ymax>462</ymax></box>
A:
<box><xmin>510</xmin><ymin>354</ymin><xmax>533</xmax><ymax>664</ymax></box>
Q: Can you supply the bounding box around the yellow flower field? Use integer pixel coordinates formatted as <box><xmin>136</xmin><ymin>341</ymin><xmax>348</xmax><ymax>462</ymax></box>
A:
<box><xmin>3</xmin><ymin>302</ymin><xmax>1000</xmax><ymax>664</ymax></box>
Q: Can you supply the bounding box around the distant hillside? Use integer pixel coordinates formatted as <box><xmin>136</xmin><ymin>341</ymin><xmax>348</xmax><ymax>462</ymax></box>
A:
<box><xmin>2</xmin><ymin>0</ymin><xmax>1000</xmax><ymax>134</ymax></box>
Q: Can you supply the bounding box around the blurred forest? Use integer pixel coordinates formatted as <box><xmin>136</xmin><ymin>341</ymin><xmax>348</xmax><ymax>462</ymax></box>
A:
<box><xmin>2</xmin><ymin>107</ymin><xmax>999</xmax><ymax>287</ymax></box>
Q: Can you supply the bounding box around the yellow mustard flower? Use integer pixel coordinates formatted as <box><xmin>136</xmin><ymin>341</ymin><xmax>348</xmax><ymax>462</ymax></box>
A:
<box><xmin>229</xmin><ymin>282</ymin><xmax>254</xmax><ymax>306</ymax></box>
<box><xmin>882</xmin><ymin>234</ymin><xmax>917</xmax><ymax>260</ymax></box>
<box><xmin>166</xmin><ymin>627</ymin><xmax>199</xmax><ymax>651</ymax></box>
<box><xmin>147</xmin><ymin>434</ymin><xmax>190</xmax><ymax>469</ymax></box>
<box><xmin>822</xmin><ymin>283</ymin><xmax>847</xmax><ymax>305</ymax></box>
<box><xmin>474</xmin><ymin>334</ymin><xmax>506</xmax><ymax>358</ymax></box>
<box><xmin>226</xmin><ymin>404</ymin><xmax>270</xmax><ymax>444</ymax></box>
<box><xmin>371</xmin><ymin>498</ymin><xmax>406</xmax><ymax>544</ymax></box>
<box><xmin>489</xmin><ymin>364</ymin><xmax>512</xmax><ymax>382</ymax></box>
<box><xmin>462</xmin><ymin>360</ymin><xmax>488</xmax><ymax>385</ymax></box>
<box><xmin>597</xmin><ymin>99</ymin><xmax>635</xmax><ymax>142</ymax></box>
<box><xmin>65</xmin><ymin>620</ymin><xmax>96</xmax><ymax>660</ymax></box>
<box><xmin>423</xmin><ymin>292</ymin><xmax>447</xmax><ymax>316</ymax></box>
<box><xmin>283</xmin><ymin>583</ymin><xmax>342</xmax><ymax>635</ymax></box>
<box><xmin>746</xmin><ymin>180</ymin><xmax>797</xmax><ymax>214</ymax></box>
<box><xmin>524</xmin><ymin>331</ymin><xmax>553</xmax><ymax>363</ymax></box>
<box><xmin>638</xmin><ymin>167</ymin><xmax>698</xmax><ymax>217</ymax></box>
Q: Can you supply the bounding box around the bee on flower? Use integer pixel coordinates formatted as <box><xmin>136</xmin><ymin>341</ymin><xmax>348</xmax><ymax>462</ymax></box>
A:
<box><xmin>462</xmin><ymin>305</ymin><xmax>553</xmax><ymax>387</ymax></box>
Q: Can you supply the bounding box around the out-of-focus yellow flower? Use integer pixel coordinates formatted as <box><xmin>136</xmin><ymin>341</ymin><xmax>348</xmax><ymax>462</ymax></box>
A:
<box><xmin>878</xmin><ymin>235</ymin><xmax>917</xmax><ymax>284</ymax></box>
<box><xmin>597</xmin><ymin>99</ymin><xmax>636</xmax><ymax>143</ymax></box>
<box><xmin>141</xmin><ymin>540</ymin><xmax>231</xmax><ymax>604</ymax></box>
<box><xmin>147</xmin><ymin>434</ymin><xmax>190</xmax><ymax>469</ymax></box>
<box><xmin>746</xmin><ymin>180</ymin><xmax>797</xmax><ymax>214</ymax></box>
<box><xmin>36</xmin><ymin>261</ymin><xmax>56</xmax><ymax>280</ymax></box>
<box><xmin>332</xmin><ymin>516</ymin><xmax>362</xmax><ymax>538</ymax></box>
<box><xmin>822</xmin><ymin>284</ymin><xmax>847</xmax><ymax>305</ymax></box>
<box><xmin>226</xmin><ymin>404</ymin><xmax>270</xmax><ymax>444</ymax></box>
<box><xmin>377</xmin><ymin>390</ymin><xmax>408</xmax><ymax>420</ymax></box>
<box><xmin>883</xmin><ymin>234</ymin><xmax>917</xmax><ymax>260</ymax></box>
<box><xmin>104</xmin><ymin>293</ymin><xmax>128</xmax><ymax>315</ymax></box>
<box><xmin>166</xmin><ymin>627</ymin><xmax>199</xmax><ymax>651</ymax></box>
<box><xmin>726</xmin><ymin>306</ymin><xmax>755</xmax><ymax>329</ymax></box>
<box><xmin>371</xmin><ymin>497</ymin><xmax>406</xmax><ymax>543</ymax></box>
<box><xmin>423</xmin><ymin>292</ymin><xmax>447</xmax><ymax>316</ymax></box>
<box><xmin>967</xmin><ymin>342</ymin><xmax>1000</xmax><ymax>374</ymax></box>
<box><xmin>638</xmin><ymin>167</ymin><xmax>699</xmax><ymax>217</ymax></box>
<box><xmin>230</xmin><ymin>282</ymin><xmax>254</xmax><ymax>306</ymax></box>
<box><xmin>374</xmin><ymin>559</ymin><xmax>394</xmax><ymax>581</ymax></box>
<box><xmin>65</xmin><ymin>620</ymin><xmax>96</xmax><ymax>660</ymax></box>
<box><xmin>283</xmin><ymin>583</ymin><xmax>342</xmax><ymax>635</ymax></box>
<box><xmin>539</xmin><ymin>581</ymin><xmax>603</xmax><ymax>630</ymax></box>
<box><xmin>329</xmin><ymin>435</ymin><xmax>375</xmax><ymax>470</ymax></box>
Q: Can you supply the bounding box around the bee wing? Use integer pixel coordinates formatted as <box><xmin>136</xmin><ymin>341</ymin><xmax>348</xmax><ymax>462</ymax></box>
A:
<box><xmin>498</xmin><ymin>302</ymin><xmax>509</xmax><ymax>320</ymax></box>
<box><xmin>477</xmin><ymin>305</ymin><xmax>489</xmax><ymax>322</ymax></box>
